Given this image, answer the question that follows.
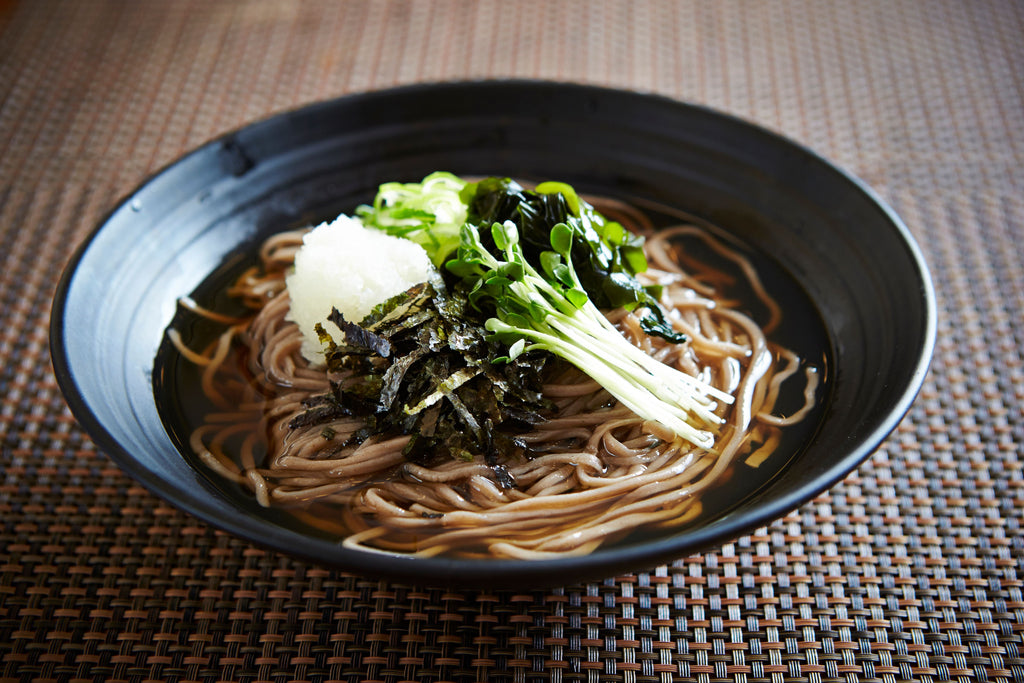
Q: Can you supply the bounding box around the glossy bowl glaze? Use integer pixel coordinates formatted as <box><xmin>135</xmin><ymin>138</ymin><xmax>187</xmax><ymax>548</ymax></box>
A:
<box><xmin>51</xmin><ymin>81</ymin><xmax>935</xmax><ymax>587</ymax></box>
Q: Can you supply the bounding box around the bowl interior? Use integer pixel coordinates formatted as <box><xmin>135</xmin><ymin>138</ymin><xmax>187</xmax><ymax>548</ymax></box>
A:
<box><xmin>51</xmin><ymin>81</ymin><xmax>935</xmax><ymax>587</ymax></box>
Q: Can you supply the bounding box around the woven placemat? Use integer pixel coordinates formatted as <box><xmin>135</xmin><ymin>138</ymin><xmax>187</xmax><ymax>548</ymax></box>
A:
<box><xmin>1</xmin><ymin>1</ymin><xmax>1022</xmax><ymax>681</ymax></box>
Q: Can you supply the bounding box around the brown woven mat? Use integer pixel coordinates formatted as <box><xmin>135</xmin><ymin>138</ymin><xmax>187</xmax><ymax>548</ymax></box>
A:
<box><xmin>2</xmin><ymin>1</ymin><xmax>1022</xmax><ymax>681</ymax></box>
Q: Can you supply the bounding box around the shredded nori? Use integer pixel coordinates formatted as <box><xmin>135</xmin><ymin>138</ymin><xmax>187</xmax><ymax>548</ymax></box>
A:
<box><xmin>291</xmin><ymin>271</ymin><xmax>554</xmax><ymax>488</ymax></box>
<box><xmin>327</xmin><ymin>308</ymin><xmax>392</xmax><ymax>358</ymax></box>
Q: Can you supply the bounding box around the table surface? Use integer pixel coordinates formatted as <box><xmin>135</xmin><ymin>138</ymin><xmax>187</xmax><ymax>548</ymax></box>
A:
<box><xmin>1</xmin><ymin>1</ymin><xmax>1022</xmax><ymax>682</ymax></box>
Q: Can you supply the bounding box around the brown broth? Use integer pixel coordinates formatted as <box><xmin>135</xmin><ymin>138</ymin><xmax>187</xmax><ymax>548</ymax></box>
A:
<box><xmin>154</xmin><ymin>207</ymin><xmax>831</xmax><ymax>553</ymax></box>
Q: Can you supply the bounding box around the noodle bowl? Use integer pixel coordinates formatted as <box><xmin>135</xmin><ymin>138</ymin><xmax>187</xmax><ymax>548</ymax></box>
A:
<box><xmin>168</xmin><ymin>198</ymin><xmax>821</xmax><ymax>559</ymax></box>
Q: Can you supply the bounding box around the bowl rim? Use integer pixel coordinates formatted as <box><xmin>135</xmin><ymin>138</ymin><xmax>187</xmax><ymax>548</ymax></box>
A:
<box><xmin>50</xmin><ymin>79</ymin><xmax>937</xmax><ymax>585</ymax></box>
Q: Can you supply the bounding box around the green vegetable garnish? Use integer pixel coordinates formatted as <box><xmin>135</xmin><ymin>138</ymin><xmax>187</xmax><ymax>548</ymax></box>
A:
<box><xmin>352</xmin><ymin>174</ymin><xmax>735</xmax><ymax>451</ymax></box>
<box><xmin>446</xmin><ymin>191</ymin><xmax>732</xmax><ymax>450</ymax></box>
<box><xmin>357</xmin><ymin>171</ymin><xmax>468</xmax><ymax>266</ymax></box>
<box><xmin>461</xmin><ymin>177</ymin><xmax>684</xmax><ymax>343</ymax></box>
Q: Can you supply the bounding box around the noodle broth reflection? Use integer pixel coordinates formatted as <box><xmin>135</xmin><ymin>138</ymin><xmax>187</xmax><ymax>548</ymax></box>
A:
<box><xmin>156</xmin><ymin>198</ymin><xmax>829</xmax><ymax>559</ymax></box>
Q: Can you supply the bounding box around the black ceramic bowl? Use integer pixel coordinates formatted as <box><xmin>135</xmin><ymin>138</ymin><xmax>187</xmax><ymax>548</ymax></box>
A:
<box><xmin>51</xmin><ymin>81</ymin><xmax>935</xmax><ymax>587</ymax></box>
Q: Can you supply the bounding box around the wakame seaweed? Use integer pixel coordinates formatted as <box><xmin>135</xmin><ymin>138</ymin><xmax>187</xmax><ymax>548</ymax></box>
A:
<box><xmin>461</xmin><ymin>177</ymin><xmax>687</xmax><ymax>343</ymax></box>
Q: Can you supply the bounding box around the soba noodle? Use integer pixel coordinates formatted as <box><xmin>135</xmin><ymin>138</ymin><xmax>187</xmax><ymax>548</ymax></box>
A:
<box><xmin>170</xmin><ymin>197</ymin><xmax>820</xmax><ymax>559</ymax></box>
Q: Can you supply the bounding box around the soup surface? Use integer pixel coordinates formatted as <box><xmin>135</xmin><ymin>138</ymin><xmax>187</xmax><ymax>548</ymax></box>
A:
<box><xmin>155</xmin><ymin>191</ymin><xmax>831</xmax><ymax>559</ymax></box>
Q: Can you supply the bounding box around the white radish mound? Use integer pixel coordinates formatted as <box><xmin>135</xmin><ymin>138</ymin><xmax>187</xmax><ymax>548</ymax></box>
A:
<box><xmin>285</xmin><ymin>215</ymin><xmax>435</xmax><ymax>363</ymax></box>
